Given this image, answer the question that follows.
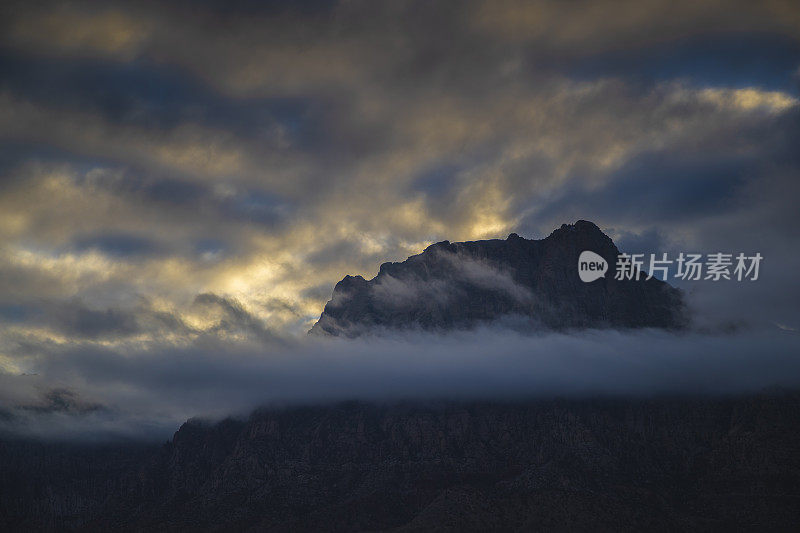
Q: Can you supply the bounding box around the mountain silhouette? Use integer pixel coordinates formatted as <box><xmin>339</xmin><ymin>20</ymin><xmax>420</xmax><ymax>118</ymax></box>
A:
<box><xmin>4</xmin><ymin>394</ymin><xmax>800</xmax><ymax>531</ymax></box>
<box><xmin>311</xmin><ymin>220</ymin><xmax>687</xmax><ymax>336</ymax></box>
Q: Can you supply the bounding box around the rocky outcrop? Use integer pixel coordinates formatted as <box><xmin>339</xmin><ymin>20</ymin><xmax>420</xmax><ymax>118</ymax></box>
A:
<box><xmin>311</xmin><ymin>221</ymin><xmax>687</xmax><ymax>336</ymax></box>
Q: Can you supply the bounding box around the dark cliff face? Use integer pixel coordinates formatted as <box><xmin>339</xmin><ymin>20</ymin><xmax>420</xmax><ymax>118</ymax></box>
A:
<box><xmin>3</xmin><ymin>394</ymin><xmax>800</xmax><ymax>531</ymax></box>
<box><xmin>311</xmin><ymin>220</ymin><xmax>687</xmax><ymax>336</ymax></box>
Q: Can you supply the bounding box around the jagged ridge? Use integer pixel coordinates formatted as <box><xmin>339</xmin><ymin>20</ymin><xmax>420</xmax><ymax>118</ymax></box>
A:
<box><xmin>311</xmin><ymin>220</ymin><xmax>687</xmax><ymax>336</ymax></box>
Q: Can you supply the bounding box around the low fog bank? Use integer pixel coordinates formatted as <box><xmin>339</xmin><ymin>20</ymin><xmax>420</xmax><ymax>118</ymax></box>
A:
<box><xmin>1</xmin><ymin>327</ymin><xmax>799</xmax><ymax>441</ymax></box>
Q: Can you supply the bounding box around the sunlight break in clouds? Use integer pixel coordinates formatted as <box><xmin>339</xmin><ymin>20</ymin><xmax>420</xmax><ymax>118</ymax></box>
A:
<box><xmin>0</xmin><ymin>0</ymin><xmax>799</xmax><ymax>437</ymax></box>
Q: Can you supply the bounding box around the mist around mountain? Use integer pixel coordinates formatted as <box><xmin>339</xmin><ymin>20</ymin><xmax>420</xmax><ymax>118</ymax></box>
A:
<box><xmin>311</xmin><ymin>221</ymin><xmax>687</xmax><ymax>337</ymax></box>
<box><xmin>1</xmin><ymin>222</ymin><xmax>799</xmax><ymax>531</ymax></box>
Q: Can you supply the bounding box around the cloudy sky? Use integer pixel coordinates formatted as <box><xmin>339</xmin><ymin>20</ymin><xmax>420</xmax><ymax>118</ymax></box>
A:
<box><xmin>0</xmin><ymin>0</ymin><xmax>799</xmax><ymax>436</ymax></box>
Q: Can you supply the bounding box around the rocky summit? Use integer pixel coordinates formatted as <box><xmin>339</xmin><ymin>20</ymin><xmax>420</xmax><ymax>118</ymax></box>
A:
<box><xmin>311</xmin><ymin>220</ymin><xmax>687</xmax><ymax>336</ymax></box>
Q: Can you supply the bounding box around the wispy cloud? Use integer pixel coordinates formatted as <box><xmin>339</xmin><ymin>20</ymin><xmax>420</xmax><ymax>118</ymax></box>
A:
<box><xmin>0</xmin><ymin>0</ymin><xmax>798</xmax><ymax>434</ymax></box>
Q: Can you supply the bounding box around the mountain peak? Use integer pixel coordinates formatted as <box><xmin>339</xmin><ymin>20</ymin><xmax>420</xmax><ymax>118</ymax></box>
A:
<box><xmin>310</xmin><ymin>221</ymin><xmax>686</xmax><ymax>336</ymax></box>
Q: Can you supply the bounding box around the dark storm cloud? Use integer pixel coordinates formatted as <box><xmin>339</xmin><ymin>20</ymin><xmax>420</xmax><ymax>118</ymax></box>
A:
<box><xmin>49</xmin><ymin>299</ymin><xmax>141</xmax><ymax>338</ymax></box>
<box><xmin>518</xmin><ymin>103</ymin><xmax>800</xmax><ymax>235</ymax></box>
<box><xmin>522</xmin><ymin>150</ymin><xmax>752</xmax><ymax>227</ymax></box>
<box><xmin>410</xmin><ymin>164</ymin><xmax>463</xmax><ymax>199</ymax></box>
<box><xmin>7</xmin><ymin>298</ymin><xmax>190</xmax><ymax>341</ymax></box>
<box><xmin>0</xmin><ymin>50</ymin><xmax>323</xmax><ymax>147</ymax></box>
<box><xmin>71</xmin><ymin>232</ymin><xmax>162</xmax><ymax>257</ymax></box>
<box><xmin>71</xmin><ymin>165</ymin><xmax>295</xmax><ymax>236</ymax></box>
<box><xmin>567</xmin><ymin>33</ymin><xmax>800</xmax><ymax>92</ymax></box>
<box><xmin>127</xmin><ymin>175</ymin><xmax>207</xmax><ymax>205</ymax></box>
<box><xmin>221</xmin><ymin>188</ymin><xmax>294</xmax><ymax>227</ymax></box>
<box><xmin>0</xmin><ymin>0</ymin><xmax>799</xmax><ymax>421</ymax></box>
<box><xmin>0</xmin><ymin>303</ymin><xmax>32</xmax><ymax>323</ymax></box>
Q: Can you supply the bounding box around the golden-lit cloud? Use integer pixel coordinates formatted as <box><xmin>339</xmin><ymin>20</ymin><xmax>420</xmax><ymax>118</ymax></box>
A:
<box><xmin>0</xmin><ymin>0</ymin><xmax>799</xmax><ymax>349</ymax></box>
<box><xmin>695</xmin><ymin>87</ymin><xmax>799</xmax><ymax>112</ymax></box>
<box><xmin>6</xmin><ymin>5</ymin><xmax>153</xmax><ymax>59</ymax></box>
